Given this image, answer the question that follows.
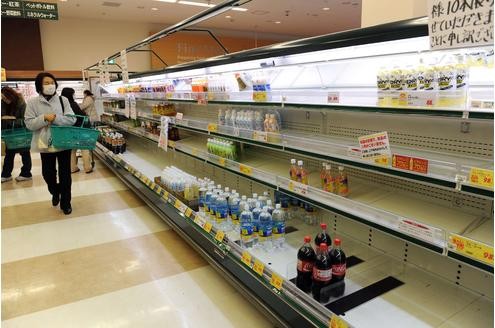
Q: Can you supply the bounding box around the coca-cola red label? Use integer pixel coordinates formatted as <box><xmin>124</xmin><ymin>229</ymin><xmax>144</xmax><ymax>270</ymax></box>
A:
<box><xmin>297</xmin><ymin>260</ymin><xmax>314</xmax><ymax>273</ymax></box>
<box><xmin>312</xmin><ymin>267</ymin><xmax>332</xmax><ymax>282</ymax></box>
<box><xmin>332</xmin><ymin>263</ymin><xmax>346</xmax><ymax>276</ymax></box>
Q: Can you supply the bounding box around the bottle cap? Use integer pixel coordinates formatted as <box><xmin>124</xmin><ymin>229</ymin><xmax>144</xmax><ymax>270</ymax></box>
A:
<box><xmin>297</xmin><ymin>160</ymin><xmax>303</xmax><ymax>166</ymax></box>
<box><xmin>267</xmin><ymin>200</ymin><xmax>272</xmax><ymax>205</ymax></box>
<box><xmin>320</xmin><ymin>243</ymin><xmax>328</xmax><ymax>251</ymax></box>
<box><xmin>304</xmin><ymin>236</ymin><xmax>311</xmax><ymax>243</ymax></box>
<box><xmin>275</xmin><ymin>204</ymin><xmax>281</xmax><ymax>209</ymax></box>
<box><xmin>334</xmin><ymin>238</ymin><xmax>341</xmax><ymax>246</ymax></box>
<box><xmin>320</xmin><ymin>223</ymin><xmax>327</xmax><ymax>230</ymax></box>
<box><xmin>338</xmin><ymin>166</ymin><xmax>344</xmax><ymax>171</ymax></box>
<box><xmin>290</xmin><ymin>159</ymin><xmax>296</xmax><ymax>164</ymax></box>
<box><xmin>232</xmin><ymin>189</ymin><xmax>237</xmax><ymax>194</ymax></box>
<box><xmin>253</xmin><ymin>193</ymin><xmax>258</xmax><ymax>198</ymax></box>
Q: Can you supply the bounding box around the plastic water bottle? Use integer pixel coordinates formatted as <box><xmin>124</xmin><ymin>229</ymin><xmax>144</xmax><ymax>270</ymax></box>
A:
<box><xmin>251</xmin><ymin>202</ymin><xmax>262</xmax><ymax>246</ymax></box>
<box><xmin>254</xmin><ymin>111</ymin><xmax>264</xmax><ymax>131</ymax></box>
<box><xmin>249</xmin><ymin>193</ymin><xmax>258</xmax><ymax>210</ymax></box>
<box><xmin>265</xmin><ymin>199</ymin><xmax>274</xmax><ymax>215</ymax></box>
<box><xmin>209</xmin><ymin>190</ymin><xmax>220</xmax><ymax>222</ymax></box>
<box><xmin>239</xmin><ymin>195</ymin><xmax>248</xmax><ymax>212</ymax></box>
<box><xmin>229</xmin><ymin>193</ymin><xmax>241</xmax><ymax>232</ymax></box>
<box><xmin>198</xmin><ymin>184</ymin><xmax>208</xmax><ymax>214</ymax></box>
<box><xmin>215</xmin><ymin>192</ymin><xmax>229</xmax><ymax>230</ymax></box>
<box><xmin>240</xmin><ymin>204</ymin><xmax>254</xmax><ymax>248</ymax></box>
<box><xmin>272</xmin><ymin>204</ymin><xmax>286</xmax><ymax>249</ymax></box>
<box><xmin>258</xmin><ymin>206</ymin><xmax>273</xmax><ymax>251</ymax></box>
<box><xmin>204</xmin><ymin>187</ymin><xmax>214</xmax><ymax>218</ymax></box>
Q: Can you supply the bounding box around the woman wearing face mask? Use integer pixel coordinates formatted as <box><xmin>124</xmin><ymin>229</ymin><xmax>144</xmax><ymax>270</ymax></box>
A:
<box><xmin>24</xmin><ymin>72</ymin><xmax>76</xmax><ymax>215</ymax></box>
<box><xmin>80</xmin><ymin>90</ymin><xmax>98</xmax><ymax>125</ymax></box>
<box><xmin>1</xmin><ymin>86</ymin><xmax>32</xmax><ymax>183</ymax></box>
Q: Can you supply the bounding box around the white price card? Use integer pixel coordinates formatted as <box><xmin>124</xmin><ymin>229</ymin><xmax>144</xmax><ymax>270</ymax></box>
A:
<box><xmin>129</xmin><ymin>95</ymin><xmax>137</xmax><ymax>120</ymax></box>
<box><xmin>158</xmin><ymin>116</ymin><xmax>170</xmax><ymax>151</ymax></box>
<box><xmin>398</xmin><ymin>218</ymin><xmax>443</xmax><ymax>244</ymax></box>
<box><xmin>428</xmin><ymin>0</ymin><xmax>494</xmax><ymax>50</ymax></box>
<box><xmin>358</xmin><ymin>131</ymin><xmax>391</xmax><ymax>166</ymax></box>
<box><xmin>124</xmin><ymin>96</ymin><xmax>130</xmax><ymax>118</ymax></box>
<box><xmin>175</xmin><ymin>112</ymin><xmax>183</xmax><ymax>120</ymax></box>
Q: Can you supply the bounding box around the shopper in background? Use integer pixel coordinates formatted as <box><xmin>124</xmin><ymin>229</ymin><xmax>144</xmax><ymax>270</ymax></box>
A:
<box><xmin>80</xmin><ymin>90</ymin><xmax>98</xmax><ymax>124</ymax></box>
<box><xmin>25</xmin><ymin>72</ymin><xmax>76</xmax><ymax>215</ymax></box>
<box><xmin>1</xmin><ymin>87</ymin><xmax>32</xmax><ymax>182</ymax></box>
<box><xmin>61</xmin><ymin>88</ymin><xmax>94</xmax><ymax>174</ymax></box>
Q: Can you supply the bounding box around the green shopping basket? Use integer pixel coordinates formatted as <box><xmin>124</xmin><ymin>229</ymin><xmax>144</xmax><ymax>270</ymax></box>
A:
<box><xmin>1</xmin><ymin>120</ymin><xmax>32</xmax><ymax>150</ymax></box>
<box><xmin>50</xmin><ymin>115</ymin><xmax>99</xmax><ymax>150</ymax></box>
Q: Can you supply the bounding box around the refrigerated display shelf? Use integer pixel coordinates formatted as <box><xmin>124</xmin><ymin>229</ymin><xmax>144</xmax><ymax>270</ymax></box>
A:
<box><xmin>104</xmin><ymin>121</ymin><xmax>493</xmax><ymax>271</ymax></box>
<box><xmin>101</xmin><ymin>93</ymin><xmax>494</xmax><ymax>120</ymax></box>
<box><xmin>156</xmin><ymin>115</ymin><xmax>493</xmax><ymax>197</ymax></box>
<box><xmin>95</xmin><ymin>141</ymin><xmax>493</xmax><ymax>328</ymax></box>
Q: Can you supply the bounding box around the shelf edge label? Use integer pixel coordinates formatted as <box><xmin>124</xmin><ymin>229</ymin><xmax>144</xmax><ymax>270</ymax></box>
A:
<box><xmin>469</xmin><ymin>167</ymin><xmax>494</xmax><ymax>188</ymax></box>
<box><xmin>448</xmin><ymin>233</ymin><xmax>494</xmax><ymax>265</ymax></box>
<box><xmin>241</xmin><ymin>251</ymin><xmax>252</xmax><ymax>267</ymax></box>
<box><xmin>288</xmin><ymin>180</ymin><xmax>309</xmax><ymax>196</ymax></box>
<box><xmin>253</xmin><ymin>259</ymin><xmax>264</xmax><ymax>276</ymax></box>
<box><xmin>270</xmin><ymin>272</ymin><xmax>283</xmax><ymax>290</ymax></box>
<box><xmin>397</xmin><ymin>218</ymin><xmax>442</xmax><ymax>244</ymax></box>
<box><xmin>239</xmin><ymin>164</ymin><xmax>253</xmax><ymax>176</ymax></box>
<box><xmin>392</xmin><ymin>154</ymin><xmax>429</xmax><ymax>174</ymax></box>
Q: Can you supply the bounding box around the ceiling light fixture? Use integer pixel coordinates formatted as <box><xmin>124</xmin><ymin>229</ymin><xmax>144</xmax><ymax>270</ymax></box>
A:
<box><xmin>178</xmin><ymin>0</ymin><xmax>213</xmax><ymax>7</ymax></box>
<box><xmin>225</xmin><ymin>15</ymin><xmax>231</xmax><ymax>18</ymax></box>
<box><xmin>322</xmin><ymin>7</ymin><xmax>330</xmax><ymax>10</ymax></box>
<box><xmin>151</xmin><ymin>7</ymin><xmax>159</xmax><ymax>10</ymax></box>
<box><xmin>60</xmin><ymin>0</ymin><xmax>68</xmax><ymax>2</ymax></box>
<box><xmin>153</xmin><ymin>0</ymin><xmax>177</xmax><ymax>2</ymax></box>
<box><xmin>274</xmin><ymin>21</ymin><xmax>281</xmax><ymax>24</ymax></box>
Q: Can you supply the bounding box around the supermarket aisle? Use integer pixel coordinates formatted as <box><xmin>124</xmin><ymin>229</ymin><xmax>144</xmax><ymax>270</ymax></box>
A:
<box><xmin>1</xmin><ymin>153</ymin><xmax>273</xmax><ymax>328</ymax></box>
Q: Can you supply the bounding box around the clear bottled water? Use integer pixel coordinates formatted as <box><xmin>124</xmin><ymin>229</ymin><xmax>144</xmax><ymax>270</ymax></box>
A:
<box><xmin>258</xmin><ymin>206</ymin><xmax>273</xmax><ymax>251</ymax></box>
<box><xmin>229</xmin><ymin>193</ymin><xmax>241</xmax><ymax>232</ymax></box>
<box><xmin>251</xmin><ymin>202</ymin><xmax>262</xmax><ymax>246</ymax></box>
<box><xmin>239</xmin><ymin>204</ymin><xmax>254</xmax><ymax>249</ymax></box>
<box><xmin>249</xmin><ymin>193</ymin><xmax>258</xmax><ymax>210</ymax></box>
<box><xmin>198</xmin><ymin>185</ymin><xmax>208</xmax><ymax>214</ymax></box>
<box><xmin>215</xmin><ymin>192</ymin><xmax>229</xmax><ymax>230</ymax></box>
<box><xmin>209</xmin><ymin>190</ymin><xmax>220</xmax><ymax>222</ymax></box>
<box><xmin>204</xmin><ymin>187</ymin><xmax>214</xmax><ymax>218</ymax></box>
<box><xmin>272</xmin><ymin>204</ymin><xmax>286</xmax><ymax>249</ymax></box>
<box><xmin>265</xmin><ymin>199</ymin><xmax>274</xmax><ymax>215</ymax></box>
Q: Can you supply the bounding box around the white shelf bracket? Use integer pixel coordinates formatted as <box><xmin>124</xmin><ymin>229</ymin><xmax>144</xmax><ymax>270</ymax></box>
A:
<box><xmin>455</xmin><ymin>174</ymin><xmax>467</xmax><ymax>192</ymax></box>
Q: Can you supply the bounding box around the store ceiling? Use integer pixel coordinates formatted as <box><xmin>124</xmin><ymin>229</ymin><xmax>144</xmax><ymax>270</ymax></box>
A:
<box><xmin>53</xmin><ymin>0</ymin><xmax>362</xmax><ymax>37</ymax></box>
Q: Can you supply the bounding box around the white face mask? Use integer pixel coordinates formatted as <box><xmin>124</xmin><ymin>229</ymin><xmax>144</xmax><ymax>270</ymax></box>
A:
<box><xmin>43</xmin><ymin>84</ymin><xmax>56</xmax><ymax>95</ymax></box>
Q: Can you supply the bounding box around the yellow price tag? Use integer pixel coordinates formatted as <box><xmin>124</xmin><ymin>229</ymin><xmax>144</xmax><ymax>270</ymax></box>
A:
<box><xmin>270</xmin><ymin>272</ymin><xmax>283</xmax><ymax>290</ymax></box>
<box><xmin>374</xmin><ymin>155</ymin><xmax>390</xmax><ymax>166</ymax></box>
<box><xmin>174</xmin><ymin>199</ymin><xmax>183</xmax><ymax>211</ymax></box>
<box><xmin>207</xmin><ymin>123</ymin><xmax>218</xmax><ymax>133</ymax></box>
<box><xmin>253</xmin><ymin>259</ymin><xmax>264</xmax><ymax>276</ymax></box>
<box><xmin>165</xmin><ymin>92</ymin><xmax>173</xmax><ymax>99</ymax></box>
<box><xmin>241</xmin><ymin>251</ymin><xmax>252</xmax><ymax>267</ymax></box>
<box><xmin>288</xmin><ymin>181</ymin><xmax>295</xmax><ymax>192</ymax></box>
<box><xmin>204</xmin><ymin>222</ymin><xmax>213</xmax><ymax>233</ymax></box>
<box><xmin>449</xmin><ymin>234</ymin><xmax>494</xmax><ymax>265</ymax></box>
<box><xmin>239</xmin><ymin>164</ymin><xmax>252</xmax><ymax>176</ymax></box>
<box><xmin>185</xmin><ymin>208</ymin><xmax>193</xmax><ymax>218</ymax></box>
<box><xmin>162</xmin><ymin>191</ymin><xmax>169</xmax><ymax>201</ymax></box>
<box><xmin>169</xmin><ymin>140</ymin><xmax>176</xmax><ymax>148</ymax></box>
<box><xmin>156</xmin><ymin>186</ymin><xmax>163</xmax><ymax>194</ymax></box>
<box><xmin>215</xmin><ymin>230</ymin><xmax>225</xmax><ymax>243</ymax></box>
<box><xmin>219</xmin><ymin>157</ymin><xmax>226</xmax><ymax>167</ymax></box>
<box><xmin>329</xmin><ymin>314</ymin><xmax>349</xmax><ymax>328</ymax></box>
<box><xmin>469</xmin><ymin>167</ymin><xmax>494</xmax><ymax>188</ymax></box>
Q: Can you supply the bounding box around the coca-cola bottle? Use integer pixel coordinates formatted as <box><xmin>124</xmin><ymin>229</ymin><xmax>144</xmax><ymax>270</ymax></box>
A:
<box><xmin>329</xmin><ymin>238</ymin><xmax>346</xmax><ymax>297</ymax></box>
<box><xmin>312</xmin><ymin>242</ymin><xmax>332</xmax><ymax>303</ymax></box>
<box><xmin>314</xmin><ymin>223</ymin><xmax>332</xmax><ymax>252</ymax></box>
<box><xmin>296</xmin><ymin>236</ymin><xmax>316</xmax><ymax>292</ymax></box>
<box><xmin>330</xmin><ymin>238</ymin><xmax>346</xmax><ymax>282</ymax></box>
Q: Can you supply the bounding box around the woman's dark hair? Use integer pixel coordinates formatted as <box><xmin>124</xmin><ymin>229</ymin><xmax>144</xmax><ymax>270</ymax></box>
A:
<box><xmin>61</xmin><ymin>87</ymin><xmax>76</xmax><ymax>103</ymax></box>
<box><xmin>83</xmin><ymin>89</ymin><xmax>94</xmax><ymax>97</ymax></box>
<box><xmin>1</xmin><ymin>86</ymin><xmax>20</xmax><ymax>116</ymax></box>
<box><xmin>34</xmin><ymin>72</ymin><xmax>58</xmax><ymax>94</ymax></box>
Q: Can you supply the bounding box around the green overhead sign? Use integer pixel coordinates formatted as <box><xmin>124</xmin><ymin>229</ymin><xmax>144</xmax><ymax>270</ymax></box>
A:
<box><xmin>1</xmin><ymin>0</ymin><xmax>58</xmax><ymax>20</ymax></box>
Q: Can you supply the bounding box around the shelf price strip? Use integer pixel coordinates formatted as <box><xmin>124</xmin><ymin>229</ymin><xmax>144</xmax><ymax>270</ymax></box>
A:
<box><xmin>329</xmin><ymin>314</ymin><xmax>349</xmax><ymax>328</ymax></box>
<box><xmin>270</xmin><ymin>272</ymin><xmax>284</xmax><ymax>290</ymax></box>
<box><xmin>469</xmin><ymin>167</ymin><xmax>494</xmax><ymax>189</ymax></box>
<box><xmin>239</xmin><ymin>164</ymin><xmax>253</xmax><ymax>176</ymax></box>
<box><xmin>241</xmin><ymin>251</ymin><xmax>252</xmax><ymax>267</ymax></box>
<box><xmin>194</xmin><ymin>215</ymin><xmax>206</xmax><ymax>229</ymax></box>
<box><xmin>288</xmin><ymin>180</ymin><xmax>308</xmax><ymax>196</ymax></box>
<box><xmin>253</xmin><ymin>259</ymin><xmax>264</xmax><ymax>276</ymax></box>
<box><xmin>215</xmin><ymin>230</ymin><xmax>225</xmax><ymax>243</ymax></box>
<box><xmin>185</xmin><ymin>208</ymin><xmax>193</xmax><ymax>218</ymax></box>
<box><xmin>448</xmin><ymin>233</ymin><xmax>494</xmax><ymax>266</ymax></box>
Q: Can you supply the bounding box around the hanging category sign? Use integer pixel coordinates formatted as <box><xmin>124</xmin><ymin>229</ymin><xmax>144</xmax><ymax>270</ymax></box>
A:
<box><xmin>120</xmin><ymin>49</ymin><xmax>129</xmax><ymax>84</ymax></box>
<box><xmin>428</xmin><ymin>0</ymin><xmax>494</xmax><ymax>50</ymax></box>
<box><xmin>158</xmin><ymin>116</ymin><xmax>170</xmax><ymax>151</ymax></box>
<box><xmin>129</xmin><ymin>95</ymin><xmax>137</xmax><ymax>120</ymax></box>
<box><xmin>2</xmin><ymin>1</ymin><xmax>58</xmax><ymax>20</ymax></box>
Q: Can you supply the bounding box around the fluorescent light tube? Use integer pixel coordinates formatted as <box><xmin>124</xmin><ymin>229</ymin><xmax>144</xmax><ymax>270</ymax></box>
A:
<box><xmin>178</xmin><ymin>1</ymin><xmax>214</xmax><ymax>7</ymax></box>
<box><xmin>153</xmin><ymin>0</ymin><xmax>178</xmax><ymax>2</ymax></box>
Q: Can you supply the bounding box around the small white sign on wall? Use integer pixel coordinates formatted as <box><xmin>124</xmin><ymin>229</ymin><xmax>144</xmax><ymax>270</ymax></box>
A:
<box><xmin>428</xmin><ymin>0</ymin><xmax>494</xmax><ymax>50</ymax></box>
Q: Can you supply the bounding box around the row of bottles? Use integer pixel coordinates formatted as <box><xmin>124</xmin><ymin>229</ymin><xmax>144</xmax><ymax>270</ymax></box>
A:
<box><xmin>319</xmin><ymin>163</ymin><xmax>349</xmax><ymax>197</ymax></box>
<box><xmin>297</xmin><ymin>224</ymin><xmax>347</xmax><ymax>303</ymax></box>
<box><xmin>98</xmin><ymin>129</ymin><xmax>126</xmax><ymax>154</ymax></box>
<box><xmin>160</xmin><ymin>166</ymin><xmax>200</xmax><ymax>201</ymax></box>
<box><xmin>219</xmin><ymin>108</ymin><xmax>281</xmax><ymax>133</ymax></box>
<box><xmin>206</xmin><ymin>138</ymin><xmax>239</xmax><ymax>160</ymax></box>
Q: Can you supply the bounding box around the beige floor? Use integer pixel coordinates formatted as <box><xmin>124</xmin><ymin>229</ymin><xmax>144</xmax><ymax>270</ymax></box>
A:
<box><xmin>1</xmin><ymin>153</ymin><xmax>274</xmax><ymax>327</ymax></box>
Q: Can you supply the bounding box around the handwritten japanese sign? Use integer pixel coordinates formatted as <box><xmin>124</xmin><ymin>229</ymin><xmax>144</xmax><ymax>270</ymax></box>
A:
<box><xmin>428</xmin><ymin>0</ymin><xmax>493</xmax><ymax>49</ymax></box>
<box><xmin>358</xmin><ymin>132</ymin><xmax>391</xmax><ymax>165</ymax></box>
<box><xmin>158</xmin><ymin>116</ymin><xmax>170</xmax><ymax>151</ymax></box>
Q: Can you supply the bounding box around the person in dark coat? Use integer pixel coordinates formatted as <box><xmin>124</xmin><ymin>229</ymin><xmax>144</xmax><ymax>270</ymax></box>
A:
<box><xmin>1</xmin><ymin>86</ymin><xmax>32</xmax><ymax>182</ymax></box>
